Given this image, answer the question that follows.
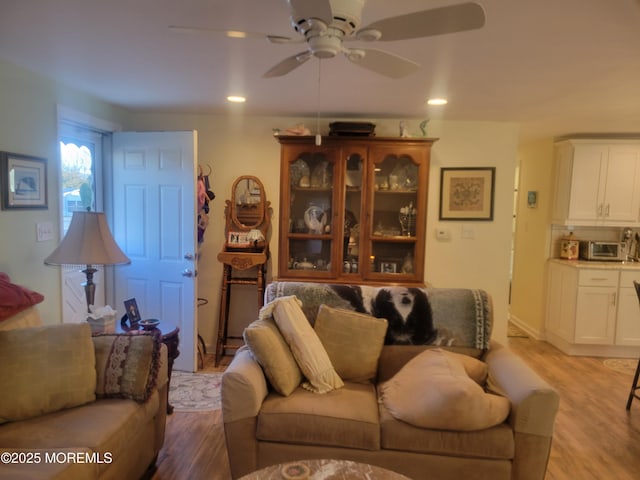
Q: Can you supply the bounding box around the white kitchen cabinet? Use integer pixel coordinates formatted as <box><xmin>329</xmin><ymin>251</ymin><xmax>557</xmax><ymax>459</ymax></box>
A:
<box><xmin>552</xmin><ymin>140</ymin><xmax>640</xmax><ymax>226</ymax></box>
<box><xmin>616</xmin><ymin>271</ymin><xmax>640</xmax><ymax>346</ymax></box>
<box><xmin>574</xmin><ymin>269</ymin><xmax>618</xmax><ymax>344</ymax></box>
<box><xmin>546</xmin><ymin>261</ymin><xmax>578</xmax><ymax>342</ymax></box>
<box><xmin>545</xmin><ymin>260</ymin><xmax>640</xmax><ymax>356</ymax></box>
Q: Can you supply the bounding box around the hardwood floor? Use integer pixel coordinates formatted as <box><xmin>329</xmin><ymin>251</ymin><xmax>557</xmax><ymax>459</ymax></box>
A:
<box><xmin>152</xmin><ymin>340</ymin><xmax>640</xmax><ymax>480</ymax></box>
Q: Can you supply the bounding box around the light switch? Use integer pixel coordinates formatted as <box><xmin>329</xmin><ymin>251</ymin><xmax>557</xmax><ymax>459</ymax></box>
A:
<box><xmin>461</xmin><ymin>225</ymin><xmax>475</xmax><ymax>239</ymax></box>
<box><xmin>36</xmin><ymin>221</ymin><xmax>54</xmax><ymax>242</ymax></box>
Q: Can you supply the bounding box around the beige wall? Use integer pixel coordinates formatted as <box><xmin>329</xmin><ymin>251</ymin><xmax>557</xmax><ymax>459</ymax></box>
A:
<box><xmin>425</xmin><ymin>120</ymin><xmax>519</xmax><ymax>343</ymax></box>
<box><xmin>1</xmin><ymin>57</ymin><xmax>519</xmax><ymax>348</ymax></box>
<box><xmin>0</xmin><ymin>59</ymin><xmax>127</xmax><ymax>325</ymax></box>
<box><xmin>510</xmin><ymin>139</ymin><xmax>555</xmax><ymax>337</ymax></box>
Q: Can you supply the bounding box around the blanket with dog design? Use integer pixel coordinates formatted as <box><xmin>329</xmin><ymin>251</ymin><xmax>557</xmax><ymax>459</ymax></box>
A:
<box><xmin>264</xmin><ymin>282</ymin><xmax>492</xmax><ymax>350</ymax></box>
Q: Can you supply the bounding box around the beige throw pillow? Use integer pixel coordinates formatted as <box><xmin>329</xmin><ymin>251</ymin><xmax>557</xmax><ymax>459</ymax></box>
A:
<box><xmin>444</xmin><ymin>349</ymin><xmax>489</xmax><ymax>385</ymax></box>
<box><xmin>243</xmin><ymin>317</ymin><xmax>302</xmax><ymax>396</ymax></box>
<box><xmin>0</xmin><ymin>323</ymin><xmax>96</xmax><ymax>424</ymax></box>
<box><xmin>314</xmin><ymin>304</ymin><xmax>388</xmax><ymax>383</ymax></box>
<box><xmin>261</xmin><ymin>295</ymin><xmax>343</xmax><ymax>394</ymax></box>
<box><xmin>381</xmin><ymin>348</ymin><xmax>509</xmax><ymax>431</ymax></box>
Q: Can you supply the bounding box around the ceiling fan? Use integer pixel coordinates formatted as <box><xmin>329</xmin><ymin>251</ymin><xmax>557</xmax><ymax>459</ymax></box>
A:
<box><xmin>170</xmin><ymin>0</ymin><xmax>486</xmax><ymax>79</ymax></box>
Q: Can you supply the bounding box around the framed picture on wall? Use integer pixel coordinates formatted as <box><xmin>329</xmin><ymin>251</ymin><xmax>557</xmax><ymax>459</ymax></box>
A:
<box><xmin>0</xmin><ymin>152</ymin><xmax>48</xmax><ymax>210</ymax></box>
<box><xmin>439</xmin><ymin>167</ymin><xmax>495</xmax><ymax>221</ymax></box>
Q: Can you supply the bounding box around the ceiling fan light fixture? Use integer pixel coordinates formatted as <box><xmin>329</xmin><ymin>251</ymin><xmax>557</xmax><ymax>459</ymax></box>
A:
<box><xmin>225</xmin><ymin>30</ymin><xmax>248</xmax><ymax>39</ymax></box>
<box><xmin>226</xmin><ymin>95</ymin><xmax>246</xmax><ymax>103</ymax></box>
<box><xmin>308</xmin><ymin>33</ymin><xmax>342</xmax><ymax>58</ymax></box>
<box><xmin>427</xmin><ymin>98</ymin><xmax>448</xmax><ymax>106</ymax></box>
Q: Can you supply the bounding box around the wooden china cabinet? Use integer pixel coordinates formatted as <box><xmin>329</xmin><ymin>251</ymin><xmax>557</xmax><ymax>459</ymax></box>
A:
<box><xmin>277</xmin><ymin>135</ymin><xmax>437</xmax><ymax>286</ymax></box>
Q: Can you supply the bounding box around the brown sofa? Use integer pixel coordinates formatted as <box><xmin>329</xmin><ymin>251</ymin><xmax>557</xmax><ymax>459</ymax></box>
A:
<box><xmin>0</xmin><ymin>322</ymin><xmax>168</xmax><ymax>480</ymax></box>
<box><xmin>222</xmin><ymin>282</ymin><xmax>560</xmax><ymax>480</ymax></box>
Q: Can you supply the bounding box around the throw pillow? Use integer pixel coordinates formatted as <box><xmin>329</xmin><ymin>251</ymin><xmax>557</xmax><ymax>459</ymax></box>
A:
<box><xmin>260</xmin><ymin>295</ymin><xmax>343</xmax><ymax>394</ymax></box>
<box><xmin>314</xmin><ymin>304</ymin><xmax>388</xmax><ymax>383</ymax></box>
<box><xmin>380</xmin><ymin>348</ymin><xmax>510</xmax><ymax>431</ymax></box>
<box><xmin>0</xmin><ymin>323</ymin><xmax>96</xmax><ymax>424</ymax></box>
<box><xmin>243</xmin><ymin>317</ymin><xmax>302</xmax><ymax>396</ymax></box>
<box><xmin>0</xmin><ymin>273</ymin><xmax>45</xmax><ymax>321</ymax></box>
<box><xmin>444</xmin><ymin>349</ymin><xmax>489</xmax><ymax>385</ymax></box>
<box><xmin>92</xmin><ymin>331</ymin><xmax>161</xmax><ymax>403</ymax></box>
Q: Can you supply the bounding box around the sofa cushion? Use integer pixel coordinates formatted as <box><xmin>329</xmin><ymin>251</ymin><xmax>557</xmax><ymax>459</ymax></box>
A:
<box><xmin>92</xmin><ymin>331</ymin><xmax>161</xmax><ymax>403</ymax></box>
<box><xmin>379</xmin><ymin>399</ymin><xmax>515</xmax><ymax>459</ymax></box>
<box><xmin>0</xmin><ymin>323</ymin><xmax>96</xmax><ymax>424</ymax></box>
<box><xmin>0</xmin><ymin>306</ymin><xmax>43</xmax><ymax>332</ymax></box>
<box><xmin>380</xmin><ymin>349</ymin><xmax>510</xmax><ymax>431</ymax></box>
<box><xmin>0</xmin><ymin>393</ymin><xmax>159</xmax><ymax>478</ymax></box>
<box><xmin>260</xmin><ymin>295</ymin><xmax>343</xmax><ymax>394</ymax></box>
<box><xmin>257</xmin><ymin>382</ymin><xmax>380</xmax><ymax>450</ymax></box>
<box><xmin>243</xmin><ymin>317</ymin><xmax>302</xmax><ymax>396</ymax></box>
<box><xmin>314</xmin><ymin>304</ymin><xmax>388</xmax><ymax>383</ymax></box>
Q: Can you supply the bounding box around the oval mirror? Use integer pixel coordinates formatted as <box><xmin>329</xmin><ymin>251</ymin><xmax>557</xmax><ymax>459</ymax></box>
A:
<box><xmin>231</xmin><ymin>176</ymin><xmax>265</xmax><ymax>229</ymax></box>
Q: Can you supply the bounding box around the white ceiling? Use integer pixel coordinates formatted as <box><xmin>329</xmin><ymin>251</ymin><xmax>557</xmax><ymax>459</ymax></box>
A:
<box><xmin>2</xmin><ymin>0</ymin><xmax>640</xmax><ymax>140</ymax></box>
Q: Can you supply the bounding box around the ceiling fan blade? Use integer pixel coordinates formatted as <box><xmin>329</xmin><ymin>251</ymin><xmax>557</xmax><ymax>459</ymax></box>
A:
<box><xmin>288</xmin><ymin>0</ymin><xmax>333</xmax><ymax>25</ymax></box>
<box><xmin>263</xmin><ymin>51</ymin><xmax>313</xmax><ymax>78</ymax></box>
<box><xmin>168</xmin><ymin>25</ymin><xmax>295</xmax><ymax>44</ymax></box>
<box><xmin>347</xmin><ymin>48</ymin><xmax>421</xmax><ymax>79</ymax></box>
<box><xmin>360</xmin><ymin>2</ymin><xmax>485</xmax><ymax>41</ymax></box>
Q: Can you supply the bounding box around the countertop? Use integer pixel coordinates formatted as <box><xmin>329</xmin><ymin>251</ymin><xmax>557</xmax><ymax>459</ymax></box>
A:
<box><xmin>549</xmin><ymin>258</ymin><xmax>640</xmax><ymax>270</ymax></box>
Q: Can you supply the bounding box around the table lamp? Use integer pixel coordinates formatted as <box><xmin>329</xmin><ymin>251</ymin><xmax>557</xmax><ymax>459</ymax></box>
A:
<box><xmin>45</xmin><ymin>211</ymin><xmax>130</xmax><ymax>313</ymax></box>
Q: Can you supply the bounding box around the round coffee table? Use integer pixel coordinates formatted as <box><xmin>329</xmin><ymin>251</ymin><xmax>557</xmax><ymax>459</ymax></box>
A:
<box><xmin>238</xmin><ymin>459</ymin><xmax>411</xmax><ymax>480</ymax></box>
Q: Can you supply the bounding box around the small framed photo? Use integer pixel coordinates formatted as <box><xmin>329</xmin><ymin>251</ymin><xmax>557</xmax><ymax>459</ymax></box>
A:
<box><xmin>227</xmin><ymin>231</ymin><xmax>250</xmax><ymax>247</ymax></box>
<box><xmin>0</xmin><ymin>152</ymin><xmax>48</xmax><ymax>210</ymax></box>
<box><xmin>380</xmin><ymin>261</ymin><xmax>397</xmax><ymax>274</ymax></box>
<box><xmin>439</xmin><ymin>167</ymin><xmax>495</xmax><ymax>221</ymax></box>
<box><xmin>124</xmin><ymin>298</ymin><xmax>141</xmax><ymax>327</ymax></box>
<box><xmin>527</xmin><ymin>190</ymin><xmax>538</xmax><ymax>208</ymax></box>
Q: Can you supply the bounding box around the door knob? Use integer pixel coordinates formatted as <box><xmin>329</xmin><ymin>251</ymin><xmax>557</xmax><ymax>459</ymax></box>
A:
<box><xmin>184</xmin><ymin>253</ymin><xmax>195</xmax><ymax>260</ymax></box>
<box><xmin>182</xmin><ymin>269</ymin><xmax>196</xmax><ymax>277</ymax></box>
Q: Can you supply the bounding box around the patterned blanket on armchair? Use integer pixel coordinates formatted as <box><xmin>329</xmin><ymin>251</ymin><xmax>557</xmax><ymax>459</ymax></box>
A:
<box><xmin>265</xmin><ymin>282</ymin><xmax>492</xmax><ymax>350</ymax></box>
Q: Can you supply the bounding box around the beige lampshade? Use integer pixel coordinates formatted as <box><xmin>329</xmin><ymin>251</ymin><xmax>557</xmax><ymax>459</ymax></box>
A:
<box><xmin>45</xmin><ymin>211</ymin><xmax>130</xmax><ymax>266</ymax></box>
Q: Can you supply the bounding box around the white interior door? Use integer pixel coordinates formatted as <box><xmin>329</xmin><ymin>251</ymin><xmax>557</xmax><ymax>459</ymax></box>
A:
<box><xmin>111</xmin><ymin>131</ymin><xmax>198</xmax><ymax>372</ymax></box>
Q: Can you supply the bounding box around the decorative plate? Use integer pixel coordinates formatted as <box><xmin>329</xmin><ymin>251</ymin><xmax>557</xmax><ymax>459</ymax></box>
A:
<box><xmin>139</xmin><ymin>318</ymin><xmax>160</xmax><ymax>330</ymax></box>
<box><xmin>304</xmin><ymin>205</ymin><xmax>326</xmax><ymax>234</ymax></box>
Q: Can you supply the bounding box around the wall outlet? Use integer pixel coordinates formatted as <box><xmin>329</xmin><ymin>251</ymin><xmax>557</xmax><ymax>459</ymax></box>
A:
<box><xmin>435</xmin><ymin>228</ymin><xmax>451</xmax><ymax>241</ymax></box>
<box><xmin>36</xmin><ymin>221</ymin><xmax>54</xmax><ymax>242</ymax></box>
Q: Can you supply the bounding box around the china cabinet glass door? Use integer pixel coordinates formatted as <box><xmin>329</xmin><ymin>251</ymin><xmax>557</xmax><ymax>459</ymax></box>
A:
<box><xmin>283</xmin><ymin>146</ymin><xmax>338</xmax><ymax>278</ymax></box>
<box><xmin>366</xmin><ymin>147</ymin><xmax>427</xmax><ymax>282</ymax></box>
<box><xmin>341</xmin><ymin>150</ymin><xmax>365</xmax><ymax>276</ymax></box>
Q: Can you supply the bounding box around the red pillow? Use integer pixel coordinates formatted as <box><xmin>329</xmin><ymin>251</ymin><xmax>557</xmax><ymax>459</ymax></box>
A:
<box><xmin>0</xmin><ymin>273</ymin><xmax>45</xmax><ymax>321</ymax></box>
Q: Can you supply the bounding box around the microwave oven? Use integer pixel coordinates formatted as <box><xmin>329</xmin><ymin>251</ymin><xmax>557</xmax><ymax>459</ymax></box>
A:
<box><xmin>578</xmin><ymin>241</ymin><xmax>626</xmax><ymax>261</ymax></box>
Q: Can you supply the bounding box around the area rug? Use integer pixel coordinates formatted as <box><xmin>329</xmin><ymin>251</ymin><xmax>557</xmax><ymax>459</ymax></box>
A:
<box><xmin>602</xmin><ymin>358</ymin><xmax>639</xmax><ymax>375</ymax></box>
<box><xmin>169</xmin><ymin>371</ymin><xmax>223</xmax><ymax>412</ymax></box>
<box><xmin>507</xmin><ymin>322</ymin><xmax>529</xmax><ymax>338</ymax></box>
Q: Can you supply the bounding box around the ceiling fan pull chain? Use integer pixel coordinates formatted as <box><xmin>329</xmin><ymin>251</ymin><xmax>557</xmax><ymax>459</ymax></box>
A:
<box><xmin>315</xmin><ymin>59</ymin><xmax>322</xmax><ymax>146</ymax></box>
